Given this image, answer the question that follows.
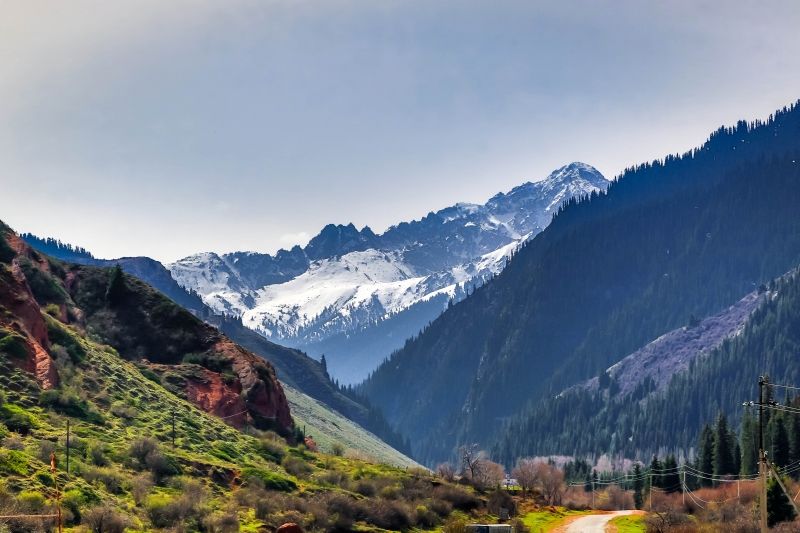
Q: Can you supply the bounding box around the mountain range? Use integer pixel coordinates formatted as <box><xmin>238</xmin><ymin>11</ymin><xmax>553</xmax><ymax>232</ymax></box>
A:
<box><xmin>361</xmin><ymin>101</ymin><xmax>800</xmax><ymax>465</ymax></box>
<box><xmin>169</xmin><ymin>162</ymin><xmax>609</xmax><ymax>383</ymax></box>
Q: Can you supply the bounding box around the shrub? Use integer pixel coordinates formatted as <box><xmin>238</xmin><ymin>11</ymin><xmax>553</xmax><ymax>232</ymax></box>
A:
<box><xmin>364</xmin><ymin>500</ymin><xmax>413</xmax><ymax>530</ymax></box>
<box><xmin>131</xmin><ymin>473</ymin><xmax>154</xmax><ymax>505</ymax></box>
<box><xmin>432</xmin><ymin>485</ymin><xmax>480</xmax><ymax>511</ymax></box>
<box><xmin>441</xmin><ymin>516</ymin><xmax>468</xmax><ymax>533</ymax></box>
<box><xmin>331</xmin><ymin>442</ymin><xmax>345</xmax><ymax>456</ymax></box>
<box><xmin>487</xmin><ymin>489</ymin><xmax>517</xmax><ymax>517</ymax></box>
<box><xmin>0</xmin><ymin>331</ymin><xmax>29</xmax><ymax>359</ymax></box>
<box><xmin>415</xmin><ymin>504</ymin><xmax>439</xmax><ymax>528</ymax></box>
<box><xmin>145</xmin><ymin>493</ymin><xmax>178</xmax><ymax>528</ymax></box>
<box><xmin>0</xmin><ymin>449</ymin><xmax>29</xmax><ymax>476</ymax></box>
<box><xmin>82</xmin><ymin>465</ymin><xmax>125</xmax><ymax>494</ymax></box>
<box><xmin>281</xmin><ymin>455</ymin><xmax>312</xmax><ymax>478</ymax></box>
<box><xmin>86</xmin><ymin>441</ymin><xmax>108</xmax><ymax>466</ymax></box>
<box><xmin>39</xmin><ymin>388</ymin><xmax>103</xmax><ymax>422</ymax></box>
<box><xmin>205</xmin><ymin>511</ymin><xmax>240</xmax><ymax>532</ymax></box>
<box><xmin>129</xmin><ymin>437</ymin><xmax>159</xmax><ymax>464</ymax></box>
<box><xmin>146</xmin><ymin>450</ymin><xmax>179</xmax><ymax>483</ymax></box>
<box><xmin>37</xmin><ymin>439</ymin><xmax>57</xmax><ymax>463</ymax></box>
<box><xmin>256</xmin><ymin>437</ymin><xmax>286</xmax><ymax>464</ymax></box>
<box><xmin>241</xmin><ymin>468</ymin><xmax>297</xmax><ymax>492</ymax></box>
<box><xmin>0</xmin><ymin>403</ymin><xmax>36</xmax><ymax>434</ymax></box>
<box><xmin>355</xmin><ymin>479</ymin><xmax>377</xmax><ymax>497</ymax></box>
<box><xmin>82</xmin><ymin>505</ymin><xmax>129</xmax><ymax>533</ymax></box>
<box><xmin>62</xmin><ymin>489</ymin><xmax>87</xmax><ymax>524</ymax></box>
<box><xmin>17</xmin><ymin>490</ymin><xmax>46</xmax><ymax>512</ymax></box>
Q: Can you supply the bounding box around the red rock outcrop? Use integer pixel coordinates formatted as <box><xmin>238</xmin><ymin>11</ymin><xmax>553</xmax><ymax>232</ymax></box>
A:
<box><xmin>0</xmin><ymin>237</ymin><xmax>58</xmax><ymax>389</ymax></box>
<box><xmin>213</xmin><ymin>339</ymin><xmax>292</xmax><ymax>431</ymax></box>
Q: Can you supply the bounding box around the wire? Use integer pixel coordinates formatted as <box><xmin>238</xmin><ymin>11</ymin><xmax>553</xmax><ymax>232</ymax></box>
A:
<box><xmin>771</xmin><ymin>383</ymin><xmax>800</xmax><ymax>392</ymax></box>
<box><xmin>218</xmin><ymin>409</ymin><xmax>250</xmax><ymax>420</ymax></box>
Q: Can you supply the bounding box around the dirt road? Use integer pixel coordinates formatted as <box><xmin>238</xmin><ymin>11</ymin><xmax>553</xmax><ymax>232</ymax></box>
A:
<box><xmin>563</xmin><ymin>510</ymin><xmax>638</xmax><ymax>532</ymax></box>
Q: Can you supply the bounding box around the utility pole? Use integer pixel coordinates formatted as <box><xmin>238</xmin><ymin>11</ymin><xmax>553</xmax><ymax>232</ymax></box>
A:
<box><xmin>591</xmin><ymin>477</ymin><xmax>595</xmax><ymax>509</ymax></box>
<box><xmin>649</xmin><ymin>472</ymin><xmax>652</xmax><ymax>511</ymax></box>
<box><xmin>759</xmin><ymin>376</ymin><xmax>768</xmax><ymax>533</ymax></box>
<box><xmin>65</xmin><ymin>420</ymin><xmax>70</xmax><ymax>475</ymax></box>
<box><xmin>681</xmin><ymin>466</ymin><xmax>685</xmax><ymax>507</ymax></box>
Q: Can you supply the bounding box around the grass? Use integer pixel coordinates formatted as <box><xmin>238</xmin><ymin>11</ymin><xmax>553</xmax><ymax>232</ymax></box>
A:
<box><xmin>522</xmin><ymin>507</ymin><xmax>591</xmax><ymax>532</ymax></box>
<box><xmin>609</xmin><ymin>513</ymin><xmax>646</xmax><ymax>532</ymax></box>
<box><xmin>283</xmin><ymin>384</ymin><xmax>421</xmax><ymax>468</ymax></box>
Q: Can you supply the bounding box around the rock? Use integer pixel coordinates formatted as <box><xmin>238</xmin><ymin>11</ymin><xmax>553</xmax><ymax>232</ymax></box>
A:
<box><xmin>276</xmin><ymin>523</ymin><xmax>303</xmax><ymax>533</ymax></box>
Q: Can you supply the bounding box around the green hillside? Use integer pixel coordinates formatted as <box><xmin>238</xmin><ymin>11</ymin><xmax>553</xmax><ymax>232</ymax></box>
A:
<box><xmin>283</xmin><ymin>385</ymin><xmax>420</xmax><ymax>469</ymax></box>
<box><xmin>0</xmin><ymin>222</ymin><xmax>481</xmax><ymax>531</ymax></box>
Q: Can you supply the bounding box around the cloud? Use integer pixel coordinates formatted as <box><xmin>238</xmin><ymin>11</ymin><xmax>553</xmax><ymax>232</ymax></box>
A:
<box><xmin>279</xmin><ymin>232</ymin><xmax>311</xmax><ymax>247</ymax></box>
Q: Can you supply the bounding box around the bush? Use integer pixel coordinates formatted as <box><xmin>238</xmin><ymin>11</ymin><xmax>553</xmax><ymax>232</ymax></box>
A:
<box><xmin>331</xmin><ymin>442</ymin><xmax>345</xmax><ymax>456</ymax></box>
<box><xmin>39</xmin><ymin>388</ymin><xmax>103</xmax><ymax>423</ymax></box>
<box><xmin>82</xmin><ymin>505</ymin><xmax>129</xmax><ymax>533</ymax></box>
<box><xmin>362</xmin><ymin>499</ymin><xmax>413</xmax><ymax>530</ymax></box>
<box><xmin>442</xmin><ymin>516</ymin><xmax>468</xmax><ymax>533</ymax></box>
<box><xmin>432</xmin><ymin>485</ymin><xmax>480</xmax><ymax>511</ymax></box>
<box><xmin>487</xmin><ymin>489</ymin><xmax>517</xmax><ymax>517</ymax></box>
<box><xmin>37</xmin><ymin>439</ymin><xmax>57</xmax><ymax>463</ymax></box>
<box><xmin>0</xmin><ymin>403</ymin><xmax>36</xmax><ymax>433</ymax></box>
<box><xmin>145</xmin><ymin>493</ymin><xmax>178</xmax><ymax>528</ymax></box>
<box><xmin>131</xmin><ymin>473</ymin><xmax>154</xmax><ymax>505</ymax></box>
<box><xmin>256</xmin><ymin>437</ymin><xmax>286</xmax><ymax>464</ymax></box>
<box><xmin>129</xmin><ymin>437</ymin><xmax>159</xmax><ymax>464</ymax></box>
<box><xmin>281</xmin><ymin>455</ymin><xmax>312</xmax><ymax>478</ymax></box>
<box><xmin>241</xmin><ymin>468</ymin><xmax>297</xmax><ymax>492</ymax></box>
<box><xmin>0</xmin><ymin>449</ymin><xmax>29</xmax><ymax>476</ymax></box>
<box><xmin>415</xmin><ymin>504</ymin><xmax>440</xmax><ymax>528</ymax></box>
<box><xmin>82</xmin><ymin>465</ymin><xmax>125</xmax><ymax>494</ymax></box>
<box><xmin>86</xmin><ymin>441</ymin><xmax>108</xmax><ymax>466</ymax></box>
<box><xmin>355</xmin><ymin>479</ymin><xmax>377</xmax><ymax>497</ymax></box>
<box><xmin>17</xmin><ymin>490</ymin><xmax>46</xmax><ymax>512</ymax></box>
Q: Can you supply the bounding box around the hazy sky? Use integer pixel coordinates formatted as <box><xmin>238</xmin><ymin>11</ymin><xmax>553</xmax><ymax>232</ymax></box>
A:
<box><xmin>2</xmin><ymin>1</ymin><xmax>800</xmax><ymax>262</ymax></box>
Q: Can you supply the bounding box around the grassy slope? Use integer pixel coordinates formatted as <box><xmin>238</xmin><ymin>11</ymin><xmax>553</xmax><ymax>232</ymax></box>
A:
<box><xmin>283</xmin><ymin>385</ymin><xmax>420</xmax><ymax>469</ymax></box>
<box><xmin>0</xmin><ymin>326</ymin><xmax>432</xmax><ymax>530</ymax></box>
<box><xmin>609</xmin><ymin>514</ymin><xmax>646</xmax><ymax>532</ymax></box>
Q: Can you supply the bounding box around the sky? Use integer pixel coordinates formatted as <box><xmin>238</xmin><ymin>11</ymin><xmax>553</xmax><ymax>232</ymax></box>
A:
<box><xmin>2</xmin><ymin>1</ymin><xmax>800</xmax><ymax>262</ymax></box>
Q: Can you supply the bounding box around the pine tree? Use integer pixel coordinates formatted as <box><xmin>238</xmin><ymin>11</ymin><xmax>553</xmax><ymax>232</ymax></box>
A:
<box><xmin>649</xmin><ymin>456</ymin><xmax>663</xmax><ymax>489</ymax></box>
<box><xmin>767</xmin><ymin>476</ymin><xmax>797</xmax><ymax>527</ymax></box>
<box><xmin>714</xmin><ymin>414</ymin><xmax>736</xmax><ymax>477</ymax></box>
<box><xmin>105</xmin><ymin>264</ymin><xmax>126</xmax><ymax>305</ymax></box>
<box><xmin>772</xmin><ymin>415</ymin><xmax>791</xmax><ymax>468</ymax></box>
<box><xmin>662</xmin><ymin>455</ymin><xmax>681</xmax><ymax>493</ymax></box>
<box><xmin>632</xmin><ymin>464</ymin><xmax>644</xmax><ymax>509</ymax></box>
<box><xmin>698</xmin><ymin>424</ymin><xmax>715</xmax><ymax>486</ymax></box>
<box><xmin>320</xmin><ymin>354</ymin><xmax>329</xmax><ymax>377</ymax></box>
<box><xmin>741</xmin><ymin>410</ymin><xmax>758</xmax><ymax>476</ymax></box>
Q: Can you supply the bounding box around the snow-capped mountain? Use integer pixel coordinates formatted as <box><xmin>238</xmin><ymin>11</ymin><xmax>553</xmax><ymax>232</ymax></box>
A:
<box><xmin>169</xmin><ymin>162</ymin><xmax>608</xmax><ymax>383</ymax></box>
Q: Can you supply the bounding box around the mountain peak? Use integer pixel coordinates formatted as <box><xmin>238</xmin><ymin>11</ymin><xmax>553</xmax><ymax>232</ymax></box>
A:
<box><xmin>544</xmin><ymin>161</ymin><xmax>607</xmax><ymax>187</ymax></box>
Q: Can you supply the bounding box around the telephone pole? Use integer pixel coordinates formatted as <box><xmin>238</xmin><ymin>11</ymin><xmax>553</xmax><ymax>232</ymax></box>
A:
<box><xmin>759</xmin><ymin>376</ymin><xmax>768</xmax><ymax>533</ymax></box>
<box><xmin>65</xmin><ymin>420</ymin><xmax>70</xmax><ymax>475</ymax></box>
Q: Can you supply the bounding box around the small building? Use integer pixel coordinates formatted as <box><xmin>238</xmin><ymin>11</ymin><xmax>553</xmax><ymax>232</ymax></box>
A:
<box><xmin>466</xmin><ymin>525</ymin><xmax>513</xmax><ymax>533</ymax></box>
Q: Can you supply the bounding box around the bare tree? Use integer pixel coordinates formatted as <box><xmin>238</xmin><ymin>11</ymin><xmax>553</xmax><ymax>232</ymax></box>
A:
<box><xmin>476</xmin><ymin>460</ymin><xmax>505</xmax><ymax>490</ymax></box>
<box><xmin>536</xmin><ymin>463</ymin><xmax>565</xmax><ymax>505</ymax></box>
<box><xmin>437</xmin><ymin>462</ymin><xmax>456</xmax><ymax>482</ymax></box>
<box><xmin>459</xmin><ymin>444</ymin><xmax>484</xmax><ymax>480</ymax></box>
<box><xmin>512</xmin><ymin>458</ymin><xmax>541</xmax><ymax>495</ymax></box>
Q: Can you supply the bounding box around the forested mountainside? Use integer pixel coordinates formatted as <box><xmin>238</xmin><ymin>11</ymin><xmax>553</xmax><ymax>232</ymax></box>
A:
<box><xmin>362</xmin><ymin>102</ymin><xmax>800</xmax><ymax>465</ymax></box>
<box><xmin>20</xmin><ymin>234</ymin><xmax>410</xmax><ymax>455</ymax></box>
<box><xmin>2</xmin><ymin>221</ymin><xmax>292</xmax><ymax>434</ymax></box>
<box><xmin>169</xmin><ymin>163</ymin><xmax>608</xmax><ymax>384</ymax></box>
<box><xmin>494</xmin><ymin>268</ymin><xmax>800</xmax><ymax>466</ymax></box>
